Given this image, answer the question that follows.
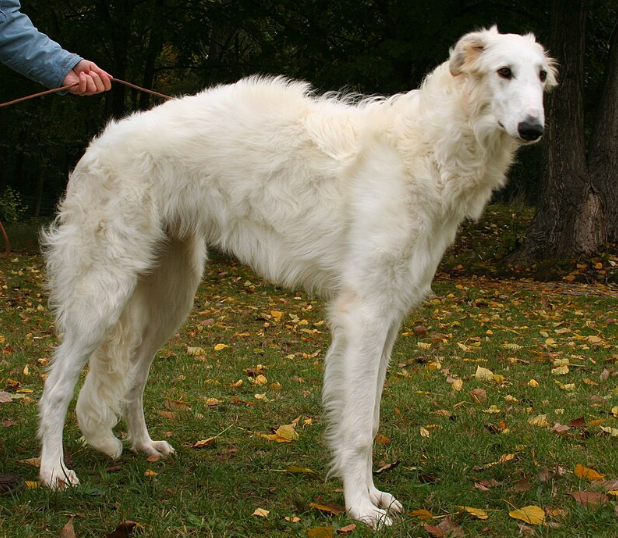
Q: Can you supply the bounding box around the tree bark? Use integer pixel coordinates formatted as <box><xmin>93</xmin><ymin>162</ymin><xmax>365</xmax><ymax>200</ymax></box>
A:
<box><xmin>509</xmin><ymin>0</ymin><xmax>593</xmax><ymax>263</ymax></box>
<box><xmin>588</xmin><ymin>19</ymin><xmax>618</xmax><ymax>243</ymax></box>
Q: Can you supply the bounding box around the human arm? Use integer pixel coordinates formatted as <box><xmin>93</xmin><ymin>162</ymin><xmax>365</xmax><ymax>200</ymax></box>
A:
<box><xmin>0</xmin><ymin>0</ymin><xmax>111</xmax><ymax>94</ymax></box>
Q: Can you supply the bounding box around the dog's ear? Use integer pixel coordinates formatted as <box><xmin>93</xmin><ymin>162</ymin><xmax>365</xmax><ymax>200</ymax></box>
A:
<box><xmin>449</xmin><ymin>29</ymin><xmax>493</xmax><ymax>77</ymax></box>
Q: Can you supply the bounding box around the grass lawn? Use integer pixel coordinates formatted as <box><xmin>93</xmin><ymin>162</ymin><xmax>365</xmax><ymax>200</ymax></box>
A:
<box><xmin>0</xmin><ymin>207</ymin><xmax>617</xmax><ymax>537</ymax></box>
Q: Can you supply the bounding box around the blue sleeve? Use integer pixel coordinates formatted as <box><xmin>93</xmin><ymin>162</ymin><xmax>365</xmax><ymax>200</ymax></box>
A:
<box><xmin>0</xmin><ymin>0</ymin><xmax>82</xmax><ymax>88</ymax></box>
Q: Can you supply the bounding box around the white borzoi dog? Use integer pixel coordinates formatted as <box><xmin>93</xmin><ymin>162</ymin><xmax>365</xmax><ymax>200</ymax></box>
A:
<box><xmin>38</xmin><ymin>27</ymin><xmax>556</xmax><ymax>527</ymax></box>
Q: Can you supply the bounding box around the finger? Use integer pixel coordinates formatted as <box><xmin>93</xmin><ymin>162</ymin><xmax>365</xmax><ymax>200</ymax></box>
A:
<box><xmin>88</xmin><ymin>71</ymin><xmax>106</xmax><ymax>94</ymax></box>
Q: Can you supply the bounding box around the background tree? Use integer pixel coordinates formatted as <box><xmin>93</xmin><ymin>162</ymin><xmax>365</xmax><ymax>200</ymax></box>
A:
<box><xmin>509</xmin><ymin>0</ymin><xmax>618</xmax><ymax>262</ymax></box>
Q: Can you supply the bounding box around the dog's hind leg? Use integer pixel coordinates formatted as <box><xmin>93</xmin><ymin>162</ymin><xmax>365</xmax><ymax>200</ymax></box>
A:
<box><xmin>39</xmin><ymin>265</ymin><xmax>141</xmax><ymax>489</ymax></box>
<box><xmin>122</xmin><ymin>236</ymin><xmax>206</xmax><ymax>457</ymax></box>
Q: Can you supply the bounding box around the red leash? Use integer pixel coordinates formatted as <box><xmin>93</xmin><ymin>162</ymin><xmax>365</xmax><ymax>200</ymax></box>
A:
<box><xmin>0</xmin><ymin>77</ymin><xmax>172</xmax><ymax>108</ymax></box>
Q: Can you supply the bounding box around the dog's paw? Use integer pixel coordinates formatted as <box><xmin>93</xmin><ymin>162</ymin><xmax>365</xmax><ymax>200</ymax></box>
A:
<box><xmin>88</xmin><ymin>435</ymin><xmax>123</xmax><ymax>460</ymax></box>
<box><xmin>348</xmin><ymin>504</ymin><xmax>393</xmax><ymax>529</ymax></box>
<box><xmin>40</xmin><ymin>465</ymin><xmax>80</xmax><ymax>490</ymax></box>
<box><xmin>132</xmin><ymin>440</ymin><xmax>175</xmax><ymax>458</ymax></box>
<box><xmin>370</xmin><ymin>488</ymin><xmax>403</xmax><ymax>513</ymax></box>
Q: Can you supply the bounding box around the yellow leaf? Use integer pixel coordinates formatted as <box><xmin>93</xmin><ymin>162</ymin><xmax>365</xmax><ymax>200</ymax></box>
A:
<box><xmin>417</xmin><ymin>342</ymin><xmax>432</xmax><ymax>350</ymax></box>
<box><xmin>308</xmin><ymin>503</ymin><xmax>345</xmax><ymax>516</ymax></box>
<box><xmin>574</xmin><ymin>464</ymin><xmax>605</xmax><ymax>481</ymax></box>
<box><xmin>275</xmin><ymin>424</ymin><xmax>299</xmax><ymax>441</ymax></box>
<box><xmin>254</xmin><ymin>393</ymin><xmax>269</xmax><ymax>401</ymax></box>
<box><xmin>253</xmin><ymin>508</ymin><xmax>270</xmax><ymax>517</ymax></box>
<box><xmin>270</xmin><ymin>311</ymin><xmax>283</xmax><ymax>321</ymax></box>
<box><xmin>18</xmin><ymin>457</ymin><xmax>41</xmax><ymax>468</ymax></box>
<box><xmin>420</xmin><ymin>426</ymin><xmax>430</xmax><ymax>438</ymax></box>
<box><xmin>408</xmin><ymin>509</ymin><xmax>433</xmax><ymax>521</ymax></box>
<box><xmin>483</xmin><ymin>405</ymin><xmax>501</xmax><ymax>414</ymax></box>
<box><xmin>214</xmin><ymin>343</ymin><xmax>229</xmax><ymax>351</ymax></box>
<box><xmin>144</xmin><ymin>469</ymin><xmax>158</xmax><ymax>477</ymax></box>
<box><xmin>458</xmin><ymin>506</ymin><xmax>489</xmax><ymax>520</ymax></box>
<box><xmin>551</xmin><ymin>365</ymin><xmax>569</xmax><ymax>375</ymax></box>
<box><xmin>186</xmin><ymin>346</ymin><xmax>205</xmax><ymax>355</ymax></box>
<box><xmin>608</xmin><ymin>490</ymin><xmax>618</xmax><ymax>497</ymax></box>
<box><xmin>375</xmin><ymin>434</ymin><xmax>391</xmax><ymax>444</ymax></box>
<box><xmin>230</xmin><ymin>379</ymin><xmax>243</xmax><ymax>388</ymax></box>
<box><xmin>529</xmin><ymin>414</ymin><xmax>550</xmax><ymax>427</ymax></box>
<box><xmin>600</xmin><ymin>426</ymin><xmax>618</xmax><ymax>437</ymax></box>
<box><xmin>611</xmin><ymin>406</ymin><xmax>618</xmax><ymax>418</ymax></box>
<box><xmin>528</xmin><ymin>379</ymin><xmax>539</xmax><ymax>387</ymax></box>
<box><xmin>254</xmin><ymin>374</ymin><xmax>268</xmax><ymax>386</ymax></box>
<box><xmin>25</xmin><ymin>481</ymin><xmax>39</xmax><ymax>489</ymax></box>
<box><xmin>192</xmin><ymin>437</ymin><xmax>216</xmax><ymax>448</ymax></box>
<box><xmin>509</xmin><ymin>505</ymin><xmax>545</xmax><ymax>525</ymax></box>
<box><xmin>285</xmin><ymin>515</ymin><xmax>301</xmax><ymax>523</ymax></box>
<box><xmin>285</xmin><ymin>465</ymin><xmax>316</xmax><ymax>474</ymax></box>
<box><xmin>451</xmin><ymin>379</ymin><xmax>464</xmax><ymax>392</ymax></box>
<box><xmin>475</xmin><ymin>366</ymin><xmax>494</xmax><ymax>381</ymax></box>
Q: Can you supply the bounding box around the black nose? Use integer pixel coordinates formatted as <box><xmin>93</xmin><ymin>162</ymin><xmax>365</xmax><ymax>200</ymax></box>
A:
<box><xmin>517</xmin><ymin>119</ymin><xmax>544</xmax><ymax>141</ymax></box>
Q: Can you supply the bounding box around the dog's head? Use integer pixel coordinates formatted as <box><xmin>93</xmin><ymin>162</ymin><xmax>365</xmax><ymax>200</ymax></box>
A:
<box><xmin>449</xmin><ymin>26</ymin><xmax>558</xmax><ymax>144</ymax></box>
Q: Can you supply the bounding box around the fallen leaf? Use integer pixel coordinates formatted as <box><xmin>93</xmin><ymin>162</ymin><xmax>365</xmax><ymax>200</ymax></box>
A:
<box><xmin>509</xmin><ymin>505</ymin><xmax>545</xmax><ymax>525</ymax></box>
<box><xmin>458</xmin><ymin>506</ymin><xmax>489</xmax><ymax>520</ymax></box>
<box><xmin>551</xmin><ymin>365</ymin><xmax>569</xmax><ymax>375</ymax></box>
<box><xmin>60</xmin><ymin>516</ymin><xmax>76</xmax><ymax>538</ymax></box>
<box><xmin>285</xmin><ymin>515</ymin><xmax>301</xmax><ymax>523</ymax></box>
<box><xmin>470</xmin><ymin>388</ymin><xmax>487</xmax><ymax>402</ymax></box>
<box><xmin>337</xmin><ymin>524</ymin><xmax>357</xmax><ymax>534</ymax></box>
<box><xmin>186</xmin><ymin>346</ymin><xmax>205</xmax><ymax>355</ymax></box>
<box><xmin>253</xmin><ymin>508</ymin><xmax>270</xmax><ymax>517</ymax></box>
<box><xmin>17</xmin><ymin>457</ymin><xmax>41</xmax><ymax>468</ymax></box>
<box><xmin>104</xmin><ymin>521</ymin><xmax>139</xmax><ymax>538</ymax></box>
<box><xmin>0</xmin><ymin>392</ymin><xmax>12</xmax><ymax>403</ymax></box>
<box><xmin>408</xmin><ymin>509</ymin><xmax>433</xmax><ymax>520</ymax></box>
<box><xmin>475</xmin><ymin>366</ymin><xmax>494</xmax><ymax>381</ymax></box>
<box><xmin>569</xmin><ymin>491</ymin><xmax>609</xmax><ymax>508</ymax></box>
<box><xmin>528</xmin><ymin>414</ymin><xmax>550</xmax><ymax>427</ymax></box>
<box><xmin>425</xmin><ymin>517</ymin><xmax>464</xmax><ymax>537</ymax></box>
<box><xmin>144</xmin><ymin>469</ymin><xmax>158</xmax><ymax>477</ymax></box>
<box><xmin>146</xmin><ymin>454</ymin><xmax>160</xmax><ymax>463</ymax></box>
<box><xmin>420</xmin><ymin>426</ymin><xmax>430</xmax><ymax>437</ymax></box>
<box><xmin>375</xmin><ymin>434</ymin><xmax>391</xmax><ymax>444</ymax></box>
<box><xmin>285</xmin><ymin>465</ymin><xmax>316</xmax><ymax>474</ymax></box>
<box><xmin>192</xmin><ymin>437</ymin><xmax>216</xmax><ymax>448</ymax></box>
<box><xmin>214</xmin><ymin>343</ymin><xmax>229</xmax><ymax>351</ymax></box>
<box><xmin>574</xmin><ymin>464</ymin><xmax>605</xmax><ymax>481</ymax></box>
<box><xmin>374</xmin><ymin>460</ymin><xmax>400</xmax><ymax>475</ymax></box>
<box><xmin>309</xmin><ymin>502</ymin><xmax>345</xmax><ymax>516</ymax></box>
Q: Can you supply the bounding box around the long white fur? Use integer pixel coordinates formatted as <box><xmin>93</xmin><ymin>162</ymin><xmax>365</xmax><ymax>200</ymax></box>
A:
<box><xmin>38</xmin><ymin>27</ymin><xmax>556</xmax><ymax>527</ymax></box>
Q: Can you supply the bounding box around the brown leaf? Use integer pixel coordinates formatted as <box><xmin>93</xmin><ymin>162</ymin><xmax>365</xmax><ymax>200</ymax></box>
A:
<box><xmin>59</xmin><ymin>516</ymin><xmax>76</xmax><ymax>538</ymax></box>
<box><xmin>569</xmin><ymin>491</ymin><xmax>609</xmax><ymax>508</ymax></box>
<box><xmin>568</xmin><ymin>417</ymin><xmax>586</xmax><ymax>428</ymax></box>
<box><xmin>469</xmin><ymin>388</ymin><xmax>487</xmax><ymax>403</ymax></box>
<box><xmin>513</xmin><ymin>478</ymin><xmax>532</xmax><ymax>492</ymax></box>
<box><xmin>425</xmin><ymin>517</ymin><xmax>464</xmax><ymax>537</ymax></box>
<box><xmin>0</xmin><ymin>392</ymin><xmax>12</xmax><ymax>404</ymax></box>
<box><xmin>374</xmin><ymin>460</ymin><xmax>400</xmax><ymax>475</ymax></box>
<box><xmin>104</xmin><ymin>521</ymin><xmax>138</xmax><ymax>538</ymax></box>
<box><xmin>337</xmin><ymin>524</ymin><xmax>357</xmax><ymax>534</ymax></box>
<box><xmin>309</xmin><ymin>502</ymin><xmax>345</xmax><ymax>516</ymax></box>
<box><xmin>146</xmin><ymin>454</ymin><xmax>161</xmax><ymax>463</ymax></box>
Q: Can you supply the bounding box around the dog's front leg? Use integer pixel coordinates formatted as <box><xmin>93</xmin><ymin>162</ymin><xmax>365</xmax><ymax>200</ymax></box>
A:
<box><xmin>324</xmin><ymin>292</ymin><xmax>402</xmax><ymax>528</ymax></box>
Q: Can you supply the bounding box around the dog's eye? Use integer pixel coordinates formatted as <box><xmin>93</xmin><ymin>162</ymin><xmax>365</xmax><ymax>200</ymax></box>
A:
<box><xmin>539</xmin><ymin>70</ymin><xmax>548</xmax><ymax>82</ymax></box>
<box><xmin>497</xmin><ymin>67</ymin><xmax>513</xmax><ymax>80</ymax></box>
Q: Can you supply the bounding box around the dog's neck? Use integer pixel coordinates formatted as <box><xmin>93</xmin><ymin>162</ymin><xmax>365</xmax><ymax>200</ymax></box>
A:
<box><xmin>403</xmin><ymin>62</ymin><xmax>520</xmax><ymax>220</ymax></box>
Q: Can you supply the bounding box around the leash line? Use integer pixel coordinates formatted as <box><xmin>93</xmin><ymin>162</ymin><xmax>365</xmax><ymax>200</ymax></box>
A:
<box><xmin>0</xmin><ymin>77</ymin><xmax>172</xmax><ymax>109</ymax></box>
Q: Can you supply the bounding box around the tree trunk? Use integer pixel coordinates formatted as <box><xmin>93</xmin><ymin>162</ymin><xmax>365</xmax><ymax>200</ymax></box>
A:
<box><xmin>588</xmin><ymin>19</ymin><xmax>618</xmax><ymax>243</ymax></box>
<box><xmin>509</xmin><ymin>0</ymin><xmax>593</xmax><ymax>263</ymax></box>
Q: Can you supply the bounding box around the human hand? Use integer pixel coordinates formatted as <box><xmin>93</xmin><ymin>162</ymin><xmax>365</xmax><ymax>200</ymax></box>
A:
<box><xmin>63</xmin><ymin>60</ymin><xmax>112</xmax><ymax>96</ymax></box>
